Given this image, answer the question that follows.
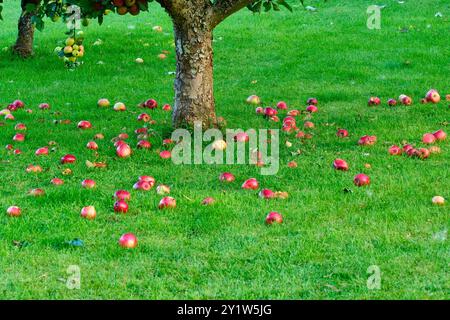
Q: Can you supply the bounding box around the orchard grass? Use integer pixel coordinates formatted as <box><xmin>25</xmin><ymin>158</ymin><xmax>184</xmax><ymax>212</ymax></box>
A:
<box><xmin>0</xmin><ymin>0</ymin><xmax>449</xmax><ymax>299</ymax></box>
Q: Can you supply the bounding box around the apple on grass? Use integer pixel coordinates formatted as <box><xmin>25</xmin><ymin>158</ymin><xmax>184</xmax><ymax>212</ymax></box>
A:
<box><xmin>80</xmin><ymin>206</ymin><xmax>96</xmax><ymax>219</ymax></box>
<box><xmin>246</xmin><ymin>95</ymin><xmax>261</xmax><ymax>105</ymax></box>
<box><xmin>81</xmin><ymin>179</ymin><xmax>96</xmax><ymax>189</ymax></box>
<box><xmin>114</xmin><ymin>190</ymin><xmax>131</xmax><ymax>201</ymax></box>
<box><xmin>242</xmin><ymin>178</ymin><xmax>259</xmax><ymax>190</ymax></box>
<box><xmin>353</xmin><ymin>173</ymin><xmax>370</xmax><ymax>187</ymax></box>
<box><xmin>158</xmin><ymin>196</ymin><xmax>176</xmax><ymax>209</ymax></box>
<box><xmin>265</xmin><ymin>212</ymin><xmax>283</xmax><ymax>225</ymax></box>
<box><xmin>97</xmin><ymin>98</ymin><xmax>110</xmax><ymax>108</ymax></box>
<box><xmin>333</xmin><ymin>159</ymin><xmax>349</xmax><ymax>171</ymax></box>
<box><xmin>61</xmin><ymin>154</ymin><xmax>76</xmax><ymax>164</ymax></box>
<box><xmin>432</xmin><ymin>196</ymin><xmax>445</xmax><ymax>206</ymax></box>
<box><xmin>7</xmin><ymin>206</ymin><xmax>21</xmax><ymax>217</ymax></box>
<box><xmin>117</xmin><ymin>144</ymin><xmax>132</xmax><ymax>158</ymax></box>
<box><xmin>119</xmin><ymin>233</ymin><xmax>138</xmax><ymax>248</ymax></box>
<box><xmin>114</xmin><ymin>200</ymin><xmax>129</xmax><ymax>213</ymax></box>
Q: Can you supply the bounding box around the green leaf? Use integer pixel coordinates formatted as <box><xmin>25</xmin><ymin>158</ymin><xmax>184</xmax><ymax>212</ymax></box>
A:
<box><xmin>32</xmin><ymin>16</ymin><xmax>45</xmax><ymax>31</ymax></box>
<box><xmin>278</xmin><ymin>0</ymin><xmax>293</xmax><ymax>12</ymax></box>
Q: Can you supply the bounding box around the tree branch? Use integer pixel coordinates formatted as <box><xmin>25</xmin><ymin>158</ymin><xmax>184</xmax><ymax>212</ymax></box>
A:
<box><xmin>211</xmin><ymin>0</ymin><xmax>254</xmax><ymax>27</ymax></box>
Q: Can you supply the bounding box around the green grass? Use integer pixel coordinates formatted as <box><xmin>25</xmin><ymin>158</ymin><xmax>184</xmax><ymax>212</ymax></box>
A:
<box><xmin>0</xmin><ymin>0</ymin><xmax>449</xmax><ymax>299</ymax></box>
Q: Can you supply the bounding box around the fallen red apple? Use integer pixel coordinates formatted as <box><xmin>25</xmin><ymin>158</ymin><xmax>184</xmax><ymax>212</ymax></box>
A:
<box><xmin>97</xmin><ymin>98</ymin><xmax>110</xmax><ymax>108</ymax></box>
<box><xmin>406</xmin><ymin>148</ymin><xmax>419</xmax><ymax>157</ymax></box>
<box><xmin>264</xmin><ymin>107</ymin><xmax>278</xmax><ymax>117</ymax></box>
<box><xmin>137</xmin><ymin>140</ymin><xmax>152</xmax><ymax>149</ymax></box>
<box><xmin>162</xmin><ymin>104</ymin><xmax>172</xmax><ymax>111</ymax></box>
<box><xmin>420</xmin><ymin>98</ymin><xmax>428</xmax><ymax>104</ymax></box>
<box><xmin>35</xmin><ymin>147</ymin><xmax>49</xmax><ymax>156</ymax></box>
<box><xmin>358</xmin><ymin>135</ymin><xmax>377</xmax><ymax>146</ymax></box>
<box><xmin>388</xmin><ymin>145</ymin><xmax>402</xmax><ymax>155</ymax></box>
<box><xmin>77</xmin><ymin>120</ymin><xmax>92</xmax><ymax>129</ymax></box>
<box><xmin>116</xmin><ymin>143</ymin><xmax>132</xmax><ymax>158</ymax></box>
<box><xmin>14</xmin><ymin>149</ymin><xmax>22</xmax><ymax>155</ymax></box>
<box><xmin>81</xmin><ymin>179</ymin><xmax>96</xmax><ymax>189</ymax></box>
<box><xmin>333</xmin><ymin>159</ymin><xmax>349</xmax><ymax>171</ymax></box>
<box><xmin>259</xmin><ymin>189</ymin><xmax>275</xmax><ymax>199</ymax></box>
<box><xmin>255</xmin><ymin>107</ymin><xmax>264</xmax><ymax>114</ymax></box>
<box><xmin>13</xmin><ymin>133</ymin><xmax>25</xmax><ymax>142</ymax></box>
<box><xmin>307</xmin><ymin>97</ymin><xmax>318</xmax><ymax>105</ymax></box>
<box><xmin>80</xmin><ymin>206</ymin><xmax>96</xmax><ymax>220</ymax></box>
<box><xmin>29</xmin><ymin>188</ymin><xmax>45</xmax><ymax>197</ymax></box>
<box><xmin>306</xmin><ymin>105</ymin><xmax>318</xmax><ymax>113</ymax></box>
<box><xmin>118</xmin><ymin>133</ymin><xmax>129</xmax><ymax>140</ymax></box>
<box><xmin>242</xmin><ymin>178</ymin><xmax>259</xmax><ymax>190</ymax></box>
<box><xmin>133</xmin><ymin>180</ymin><xmax>152</xmax><ymax>191</ymax></box>
<box><xmin>304</xmin><ymin>121</ymin><xmax>314</xmax><ymax>129</ymax></box>
<box><xmin>201</xmin><ymin>197</ymin><xmax>215</xmax><ymax>205</ymax></box>
<box><xmin>144</xmin><ymin>99</ymin><xmax>158</xmax><ymax>109</ymax></box>
<box><xmin>158</xmin><ymin>196</ymin><xmax>176</xmax><ymax>209</ymax></box>
<box><xmin>288</xmin><ymin>160</ymin><xmax>298</xmax><ymax>168</ymax></box>
<box><xmin>368</xmin><ymin>97</ymin><xmax>381</xmax><ymax>106</ymax></box>
<box><xmin>276</xmin><ymin>101</ymin><xmax>287</xmax><ymax>110</ymax></box>
<box><xmin>159</xmin><ymin>150</ymin><xmax>171</xmax><ymax>159</ymax></box>
<box><xmin>387</xmin><ymin>99</ymin><xmax>397</xmax><ymax>106</ymax></box>
<box><xmin>51</xmin><ymin>178</ymin><xmax>64</xmax><ymax>185</ymax></box>
<box><xmin>119</xmin><ymin>233</ymin><xmax>138</xmax><ymax>248</ymax></box>
<box><xmin>432</xmin><ymin>196</ymin><xmax>445</xmax><ymax>206</ymax></box>
<box><xmin>246</xmin><ymin>95</ymin><xmax>261</xmax><ymax>105</ymax></box>
<box><xmin>7</xmin><ymin>206</ymin><xmax>21</xmax><ymax>217</ymax></box>
<box><xmin>13</xmin><ymin>100</ymin><xmax>25</xmax><ymax>108</ymax></box>
<box><xmin>422</xmin><ymin>133</ymin><xmax>436</xmax><ymax>144</ymax></box>
<box><xmin>403</xmin><ymin>144</ymin><xmax>414</xmax><ymax>153</ymax></box>
<box><xmin>5</xmin><ymin>144</ymin><xmax>13</xmax><ymax>150</ymax></box>
<box><xmin>265</xmin><ymin>212</ymin><xmax>283</xmax><ymax>225</ymax></box>
<box><xmin>137</xmin><ymin>113</ymin><xmax>151</xmax><ymax>122</ymax></box>
<box><xmin>114</xmin><ymin>190</ymin><xmax>131</xmax><ymax>201</ymax></box>
<box><xmin>418</xmin><ymin>148</ymin><xmax>430</xmax><ymax>160</ymax></box>
<box><xmin>426</xmin><ymin>89</ymin><xmax>440</xmax><ymax>104</ymax></box>
<box><xmin>353</xmin><ymin>173</ymin><xmax>370</xmax><ymax>187</ymax></box>
<box><xmin>61</xmin><ymin>154</ymin><xmax>76</xmax><ymax>164</ymax></box>
<box><xmin>113</xmin><ymin>102</ymin><xmax>126</xmax><ymax>111</ymax></box>
<box><xmin>219</xmin><ymin>172</ymin><xmax>235</xmax><ymax>182</ymax></box>
<box><xmin>114</xmin><ymin>200</ymin><xmax>129</xmax><ymax>213</ymax></box>
<box><xmin>139</xmin><ymin>176</ymin><xmax>156</xmax><ymax>186</ymax></box>
<box><xmin>39</xmin><ymin>103</ymin><xmax>50</xmax><ymax>110</ymax></box>
<box><xmin>336</xmin><ymin>129</ymin><xmax>349</xmax><ymax>138</ymax></box>
<box><xmin>15</xmin><ymin>123</ymin><xmax>27</xmax><ymax>131</ymax></box>
<box><xmin>399</xmin><ymin>94</ymin><xmax>412</xmax><ymax>105</ymax></box>
<box><xmin>287</xmin><ymin>109</ymin><xmax>299</xmax><ymax>116</ymax></box>
<box><xmin>432</xmin><ymin>129</ymin><xmax>447</xmax><ymax>141</ymax></box>
<box><xmin>86</xmin><ymin>141</ymin><xmax>98</xmax><ymax>150</ymax></box>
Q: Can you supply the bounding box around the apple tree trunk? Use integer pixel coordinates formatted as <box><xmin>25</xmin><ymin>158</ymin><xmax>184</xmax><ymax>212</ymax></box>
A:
<box><xmin>171</xmin><ymin>16</ymin><xmax>216</xmax><ymax>128</ymax></box>
<box><xmin>13</xmin><ymin>1</ymin><xmax>35</xmax><ymax>58</ymax></box>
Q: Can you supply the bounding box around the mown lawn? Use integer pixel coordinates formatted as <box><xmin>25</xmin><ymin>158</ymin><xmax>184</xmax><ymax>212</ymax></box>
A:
<box><xmin>0</xmin><ymin>0</ymin><xmax>449</xmax><ymax>299</ymax></box>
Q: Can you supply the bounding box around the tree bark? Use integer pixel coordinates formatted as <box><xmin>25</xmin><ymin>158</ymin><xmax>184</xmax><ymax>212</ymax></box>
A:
<box><xmin>13</xmin><ymin>2</ymin><xmax>35</xmax><ymax>58</ymax></box>
<box><xmin>172</xmin><ymin>20</ymin><xmax>216</xmax><ymax>128</ymax></box>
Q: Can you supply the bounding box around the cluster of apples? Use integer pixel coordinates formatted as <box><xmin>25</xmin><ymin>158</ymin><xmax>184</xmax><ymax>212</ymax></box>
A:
<box><xmin>368</xmin><ymin>89</ymin><xmax>447</xmax><ymax>107</ymax></box>
<box><xmin>387</xmin><ymin>129</ymin><xmax>447</xmax><ymax>160</ymax></box>
<box><xmin>112</xmin><ymin>0</ymin><xmax>147</xmax><ymax>16</ymax></box>
<box><xmin>55</xmin><ymin>32</ymin><xmax>85</xmax><ymax>68</ymax></box>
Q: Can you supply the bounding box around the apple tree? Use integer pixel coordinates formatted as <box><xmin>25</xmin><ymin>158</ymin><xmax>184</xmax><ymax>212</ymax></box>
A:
<box><xmin>2</xmin><ymin>0</ymin><xmax>304</xmax><ymax>127</ymax></box>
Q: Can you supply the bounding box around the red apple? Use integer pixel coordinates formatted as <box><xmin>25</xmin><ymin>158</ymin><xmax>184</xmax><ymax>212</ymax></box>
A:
<box><xmin>306</xmin><ymin>105</ymin><xmax>318</xmax><ymax>113</ymax></box>
<box><xmin>7</xmin><ymin>206</ymin><xmax>21</xmax><ymax>217</ymax></box>
<box><xmin>77</xmin><ymin>120</ymin><xmax>92</xmax><ymax>129</ymax></box>
<box><xmin>259</xmin><ymin>189</ymin><xmax>275</xmax><ymax>199</ymax></box>
<box><xmin>116</xmin><ymin>143</ymin><xmax>132</xmax><ymax>158</ymax></box>
<box><xmin>201</xmin><ymin>197</ymin><xmax>215</xmax><ymax>205</ymax></box>
<box><xmin>13</xmin><ymin>133</ymin><xmax>25</xmax><ymax>142</ymax></box>
<box><xmin>61</xmin><ymin>154</ymin><xmax>76</xmax><ymax>164</ymax></box>
<box><xmin>418</xmin><ymin>148</ymin><xmax>430</xmax><ymax>160</ymax></box>
<box><xmin>86</xmin><ymin>141</ymin><xmax>98</xmax><ymax>150</ymax></box>
<box><xmin>399</xmin><ymin>94</ymin><xmax>412</xmax><ymax>105</ymax></box>
<box><xmin>387</xmin><ymin>99</ymin><xmax>397</xmax><ymax>106</ymax></box>
<box><xmin>137</xmin><ymin>140</ymin><xmax>151</xmax><ymax>149</ymax></box>
<box><xmin>39</xmin><ymin>103</ymin><xmax>50</xmax><ymax>110</ymax></box>
<box><xmin>304</xmin><ymin>121</ymin><xmax>314</xmax><ymax>129</ymax></box>
<box><xmin>113</xmin><ymin>102</ymin><xmax>126</xmax><ymax>111</ymax></box>
<box><xmin>144</xmin><ymin>99</ymin><xmax>158</xmax><ymax>109</ymax></box>
<box><xmin>276</xmin><ymin>101</ymin><xmax>287</xmax><ymax>110</ymax></box>
<box><xmin>15</xmin><ymin>123</ymin><xmax>27</xmax><ymax>131</ymax></box>
<box><xmin>255</xmin><ymin>107</ymin><xmax>264</xmax><ymax>114</ymax></box>
<box><xmin>137</xmin><ymin>113</ymin><xmax>151</xmax><ymax>122</ymax></box>
<box><xmin>118</xmin><ymin>133</ymin><xmax>129</xmax><ymax>140</ymax></box>
<box><xmin>114</xmin><ymin>190</ymin><xmax>131</xmax><ymax>201</ymax></box>
<box><xmin>80</xmin><ymin>206</ymin><xmax>96</xmax><ymax>220</ymax></box>
<box><xmin>5</xmin><ymin>114</ymin><xmax>15</xmax><ymax>120</ymax></box>
<box><xmin>51</xmin><ymin>178</ymin><xmax>64</xmax><ymax>186</ymax></box>
<box><xmin>5</xmin><ymin>144</ymin><xmax>13</xmax><ymax>150</ymax></box>
<box><xmin>307</xmin><ymin>97</ymin><xmax>318</xmax><ymax>105</ymax></box>
<box><xmin>265</xmin><ymin>212</ymin><xmax>283</xmax><ymax>225</ymax></box>
<box><xmin>264</xmin><ymin>107</ymin><xmax>278</xmax><ymax>117</ymax></box>
<box><xmin>288</xmin><ymin>161</ymin><xmax>298</xmax><ymax>168</ymax></box>
<box><xmin>358</xmin><ymin>135</ymin><xmax>377</xmax><ymax>146</ymax></box>
<box><xmin>333</xmin><ymin>159</ymin><xmax>349</xmax><ymax>171</ymax></box>
<box><xmin>81</xmin><ymin>179</ymin><xmax>96</xmax><ymax>189</ymax></box>
<box><xmin>287</xmin><ymin>109</ymin><xmax>300</xmax><ymax>116</ymax></box>
<box><xmin>29</xmin><ymin>188</ymin><xmax>45</xmax><ymax>197</ymax></box>
<box><xmin>368</xmin><ymin>97</ymin><xmax>381</xmax><ymax>106</ymax></box>
<box><xmin>432</xmin><ymin>196</ymin><xmax>445</xmax><ymax>206</ymax></box>
<box><xmin>432</xmin><ymin>129</ymin><xmax>447</xmax><ymax>141</ymax></box>
<box><xmin>158</xmin><ymin>196</ymin><xmax>176</xmax><ymax>209</ymax></box>
<box><xmin>353</xmin><ymin>173</ymin><xmax>370</xmax><ymax>187</ymax></box>
<box><xmin>139</xmin><ymin>176</ymin><xmax>156</xmax><ymax>186</ymax></box>
<box><xmin>35</xmin><ymin>147</ymin><xmax>49</xmax><ymax>156</ymax></box>
<box><xmin>336</xmin><ymin>129</ymin><xmax>349</xmax><ymax>138</ymax></box>
<box><xmin>426</xmin><ymin>89</ymin><xmax>440</xmax><ymax>103</ymax></box>
<box><xmin>133</xmin><ymin>180</ymin><xmax>152</xmax><ymax>191</ymax></box>
<box><xmin>14</xmin><ymin>149</ymin><xmax>22</xmax><ymax>155</ymax></box>
<box><xmin>114</xmin><ymin>200</ymin><xmax>129</xmax><ymax>213</ymax></box>
<box><xmin>13</xmin><ymin>100</ymin><xmax>25</xmax><ymax>108</ymax></box>
<box><xmin>159</xmin><ymin>150</ymin><xmax>171</xmax><ymax>159</ymax></box>
<box><xmin>388</xmin><ymin>145</ymin><xmax>402</xmax><ymax>155</ymax></box>
<box><xmin>162</xmin><ymin>104</ymin><xmax>172</xmax><ymax>111</ymax></box>
<box><xmin>119</xmin><ymin>233</ymin><xmax>138</xmax><ymax>248</ymax></box>
<box><xmin>219</xmin><ymin>172</ymin><xmax>235</xmax><ymax>182</ymax></box>
<box><xmin>422</xmin><ymin>133</ymin><xmax>436</xmax><ymax>144</ymax></box>
<box><xmin>242</xmin><ymin>178</ymin><xmax>259</xmax><ymax>190</ymax></box>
